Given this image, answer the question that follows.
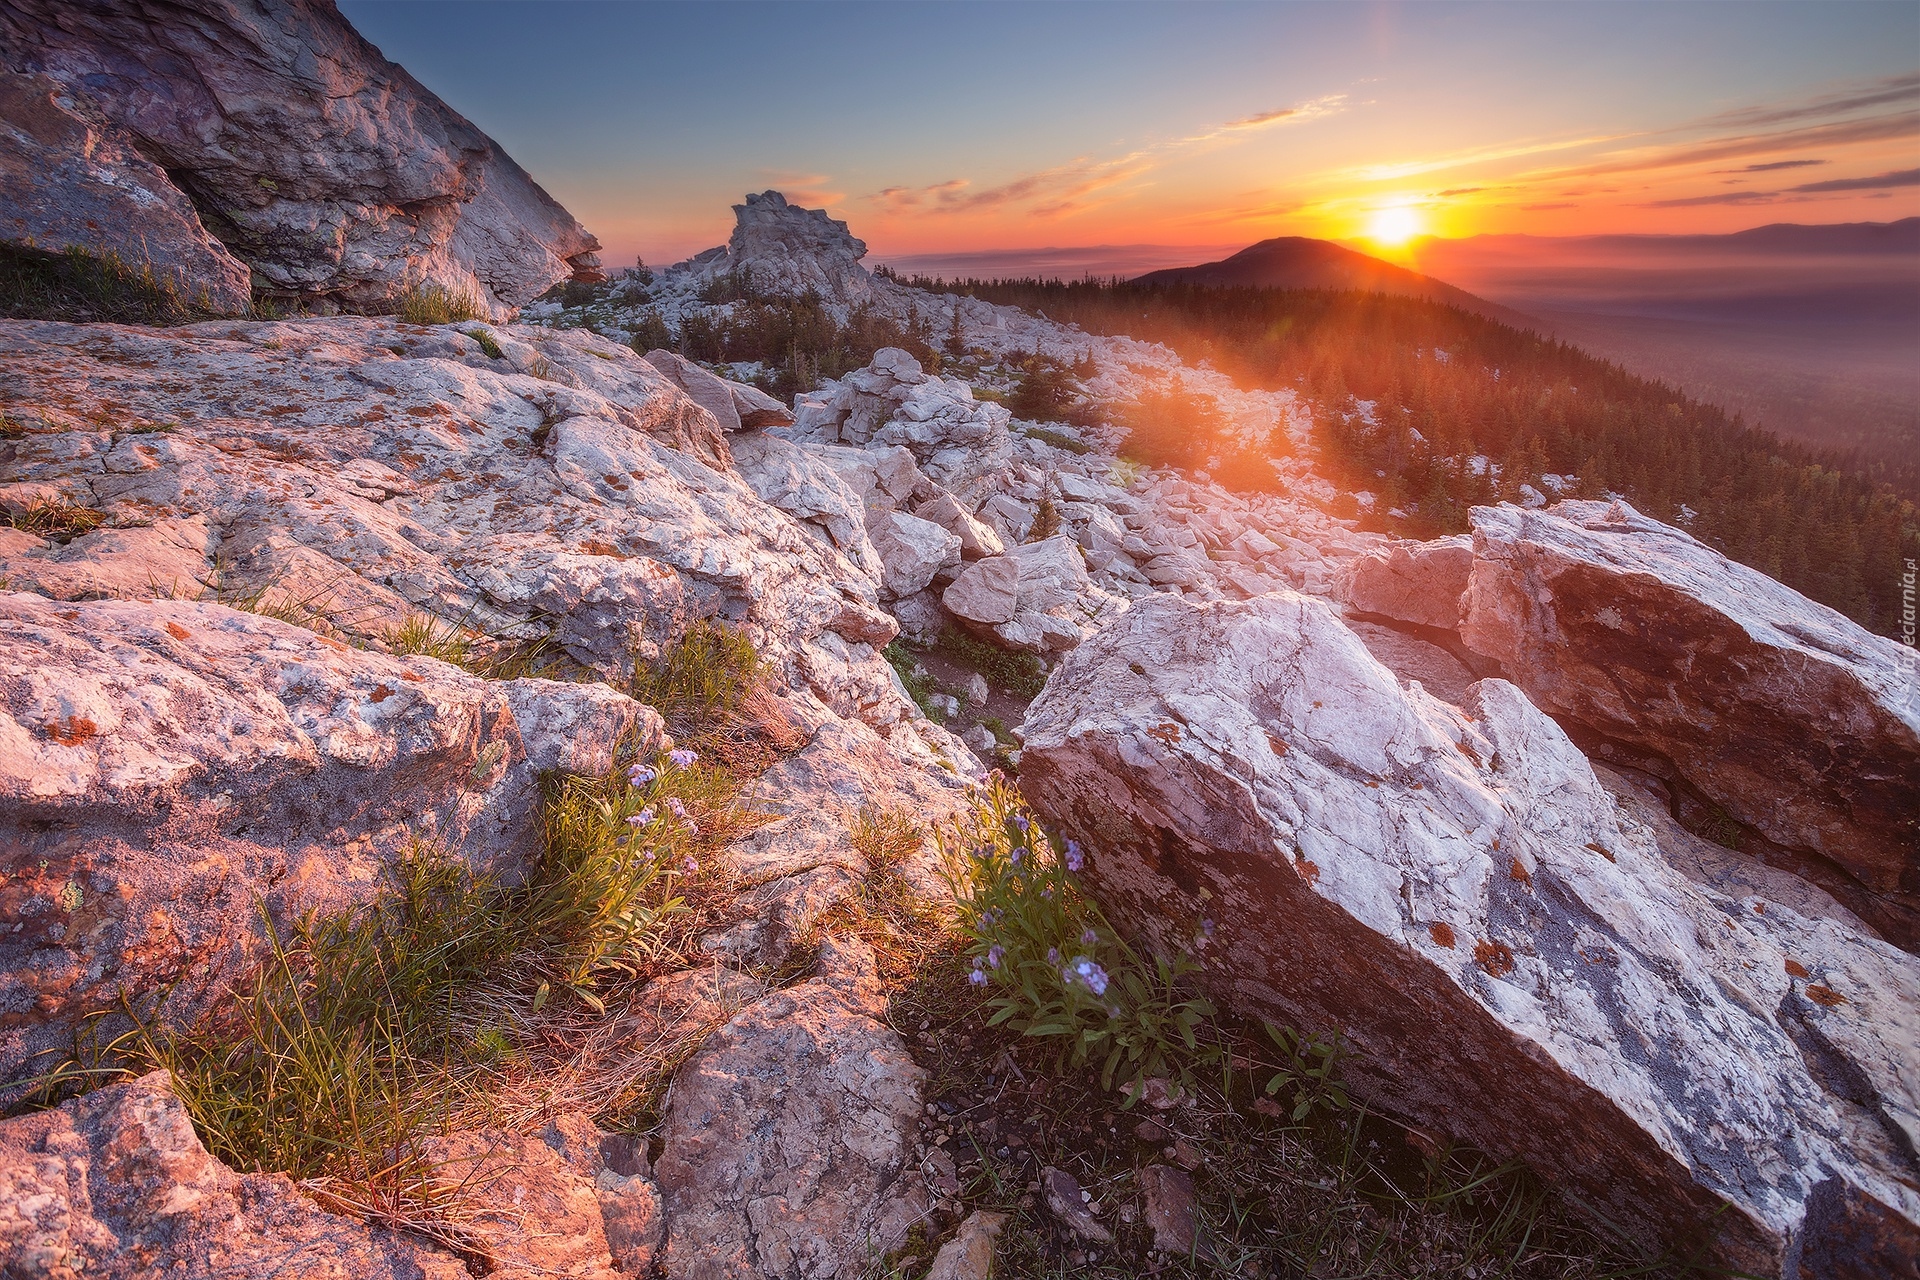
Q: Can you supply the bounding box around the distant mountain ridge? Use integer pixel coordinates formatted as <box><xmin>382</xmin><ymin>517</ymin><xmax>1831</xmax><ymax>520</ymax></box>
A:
<box><xmin>1132</xmin><ymin>236</ymin><xmax>1534</xmax><ymax>327</ymax></box>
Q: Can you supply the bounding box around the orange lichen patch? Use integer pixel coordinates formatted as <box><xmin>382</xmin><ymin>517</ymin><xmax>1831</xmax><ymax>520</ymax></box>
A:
<box><xmin>1806</xmin><ymin>985</ymin><xmax>1847</xmax><ymax>1008</ymax></box>
<box><xmin>406</xmin><ymin>405</ymin><xmax>446</xmax><ymax>418</ymax></box>
<box><xmin>1508</xmin><ymin>858</ymin><xmax>1533</xmax><ymax>887</ymax></box>
<box><xmin>267</xmin><ymin>405</ymin><xmax>305</xmax><ymax>416</ymax></box>
<box><xmin>1585</xmin><ymin>841</ymin><xmax>1615</xmax><ymax>863</ymax></box>
<box><xmin>581</xmin><ymin>539</ymin><xmax>629</xmax><ymax>559</ymax></box>
<box><xmin>45</xmin><ymin>715</ymin><xmax>98</xmax><ymax>746</ymax></box>
<box><xmin>1473</xmin><ymin>940</ymin><xmax>1515</xmax><ymax>978</ymax></box>
<box><xmin>1265</xmin><ymin>733</ymin><xmax>1288</xmax><ymax>756</ymax></box>
<box><xmin>369</xmin><ymin>685</ymin><xmax>394</xmax><ymax>704</ymax></box>
<box><xmin>401</xmin><ymin>671</ymin><xmax>423</xmax><ymax>682</ymax></box>
<box><xmin>1411</xmin><ymin>782</ymin><xmax>1424</xmax><ymax>790</ymax></box>
<box><xmin>1752</xmin><ymin>901</ymin><xmax>1767</xmax><ymax>915</ymax></box>
<box><xmin>1429</xmin><ymin>922</ymin><xmax>1456</xmax><ymax>949</ymax></box>
<box><xmin>318</xmin><ymin>636</ymin><xmax>348</xmax><ymax>652</ymax></box>
<box><xmin>1456</xmin><ymin>740</ymin><xmax>1482</xmax><ymax>765</ymax></box>
<box><xmin>1294</xmin><ymin>855</ymin><xmax>1320</xmax><ymax>887</ymax></box>
<box><xmin>165</xmin><ymin>622</ymin><xmax>191</xmax><ymax>640</ymax></box>
<box><xmin>1365</xmin><ymin>780</ymin><xmax>1379</xmax><ymax>789</ymax></box>
<box><xmin>1146</xmin><ymin>722</ymin><xmax>1183</xmax><ymax>745</ymax></box>
<box><xmin>1785</xmin><ymin>958</ymin><xmax>1810</xmax><ymax>978</ymax></box>
<box><xmin>601</xmin><ymin>474</ymin><xmax>629</xmax><ymax>490</ymax></box>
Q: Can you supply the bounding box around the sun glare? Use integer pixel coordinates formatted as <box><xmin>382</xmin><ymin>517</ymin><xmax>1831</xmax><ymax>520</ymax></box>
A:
<box><xmin>1366</xmin><ymin>205</ymin><xmax>1423</xmax><ymax>247</ymax></box>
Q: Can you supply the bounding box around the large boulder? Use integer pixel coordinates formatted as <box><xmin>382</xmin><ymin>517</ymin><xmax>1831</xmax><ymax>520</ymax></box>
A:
<box><xmin>0</xmin><ymin>591</ymin><xmax>662</xmax><ymax>1083</ymax></box>
<box><xmin>644</xmin><ymin>349</ymin><xmax>743</xmax><ymax>432</ymax></box>
<box><xmin>0</xmin><ymin>0</ymin><xmax>601</xmax><ymax>313</ymax></box>
<box><xmin>0</xmin><ymin>70</ymin><xmax>251</xmax><ymax>314</ymax></box>
<box><xmin>1339</xmin><ymin>533</ymin><xmax>1472</xmax><ymax>630</ymax></box>
<box><xmin>870</xmin><ymin>510</ymin><xmax>960</xmax><ymax>600</ymax></box>
<box><xmin>943</xmin><ymin>536</ymin><xmax>1121</xmax><ymax>654</ymax></box>
<box><xmin>1458</xmin><ymin>500</ymin><xmax>1920</xmax><ymax>950</ymax></box>
<box><xmin>0</xmin><ymin>1070</ymin><xmax>469</xmax><ymax>1279</ymax></box>
<box><xmin>1018</xmin><ymin>590</ymin><xmax>1920</xmax><ymax>1277</ymax></box>
<box><xmin>655</xmin><ymin>936</ymin><xmax>930</xmax><ymax>1279</ymax></box>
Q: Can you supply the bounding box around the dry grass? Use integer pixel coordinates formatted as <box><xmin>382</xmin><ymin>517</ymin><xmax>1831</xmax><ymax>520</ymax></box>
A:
<box><xmin>397</xmin><ymin>282</ymin><xmax>487</xmax><ymax>326</ymax></box>
<box><xmin>4</xmin><ymin>497</ymin><xmax>107</xmax><ymax>540</ymax></box>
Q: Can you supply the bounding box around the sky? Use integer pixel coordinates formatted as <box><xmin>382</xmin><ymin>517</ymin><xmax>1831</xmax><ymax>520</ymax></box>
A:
<box><xmin>338</xmin><ymin>1</ymin><xmax>1920</xmax><ymax>275</ymax></box>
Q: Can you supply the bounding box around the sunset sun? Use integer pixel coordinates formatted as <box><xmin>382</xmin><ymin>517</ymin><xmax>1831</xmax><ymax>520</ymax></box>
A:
<box><xmin>1366</xmin><ymin>204</ymin><xmax>1424</xmax><ymax>246</ymax></box>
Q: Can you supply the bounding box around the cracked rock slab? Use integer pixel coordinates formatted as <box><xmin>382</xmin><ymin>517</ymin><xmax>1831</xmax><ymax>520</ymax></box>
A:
<box><xmin>655</xmin><ymin>936</ymin><xmax>930</xmax><ymax>1279</ymax></box>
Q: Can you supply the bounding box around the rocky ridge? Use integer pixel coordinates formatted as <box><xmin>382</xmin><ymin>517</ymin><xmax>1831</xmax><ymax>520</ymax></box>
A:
<box><xmin>1</xmin><ymin>113</ymin><xmax>1916</xmax><ymax>1280</ymax></box>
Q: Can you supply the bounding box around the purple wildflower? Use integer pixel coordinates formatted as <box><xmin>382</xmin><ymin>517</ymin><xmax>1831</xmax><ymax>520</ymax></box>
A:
<box><xmin>666</xmin><ymin>797</ymin><xmax>688</xmax><ymax>819</ymax></box>
<box><xmin>627</xmin><ymin>764</ymin><xmax>657</xmax><ymax>787</ymax></box>
<box><xmin>1067</xmin><ymin>956</ymin><xmax>1110</xmax><ymax>996</ymax></box>
<box><xmin>969</xmin><ymin>968</ymin><xmax>988</xmax><ymax>986</ymax></box>
<box><xmin>987</xmin><ymin>944</ymin><xmax>1005</xmax><ymax>969</ymax></box>
<box><xmin>1064</xmin><ymin>840</ymin><xmax>1084</xmax><ymax>872</ymax></box>
<box><xmin>1047</xmin><ymin>947</ymin><xmax>1060</xmax><ymax>966</ymax></box>
<box><xmin>668</xmin><ymin>748</ymin><xmax>698</xmax><ymax>769</ymax></box>
<box><xmin>1081</xmin><ymin>927</ymin><xmax>1098</xmax><ymax>946</ymax></box>
<box><xmin>1012</xmin><ymin>814</ymin><xmax>1029</xmax><ymax>833</ymax></box>
<box><xmin>684</xmin><ymin>856</ymin><xmax>699</xmax><ymax>873</ymax></box>
<box><xmin>627</xmin><ymin>807</ymin><xmax>656</xmax><ymax>828</ymax></box>
<box><xmin>1009</xmin><ymin>845</ymin><xmax>1026</xmax><ymax>866</ymax></box>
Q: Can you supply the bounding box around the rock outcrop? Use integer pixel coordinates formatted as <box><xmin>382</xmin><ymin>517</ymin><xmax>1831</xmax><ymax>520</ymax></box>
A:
<box><xmin>0</xmin><ymin>317</ymin><xmax>901</xmax><ymax>721</ymax></box>
<box><xmin>1018</xmin><ymin>590</ymin><xmax>1920</xmax><ymax>1277</ymax></box>
<box><xmin>793</xmin><ymin>349</ymin><xmax>1015</xmax><ymax>503</ymax></box>
<box><xmin>0</xmin><ymin>69</ymin><xmax>253</xmax><ymax>314</ymax></box>
<box><xmin>681</xmin><ymin>190</ymin><xmax>874</xmax><ymax>307</ymax></box>
<box><xmin>1347</xmin><ymin>500</ymin><xmax>1920</xmax><ymax>949</ymax></box>
<box><xmin>0</xmin><ymin>1070</ymin><xmax>469</xmax><ymax>1279</ymax></box>
<box><xmin>0</xmin><ymin>591</ymin><xmax>662</xmax><ymax>1080</ymax></box>
<box><xmin>0</xmin><ymin>0</ymin><xmax>601</xmax><ymax>313</ymax></box>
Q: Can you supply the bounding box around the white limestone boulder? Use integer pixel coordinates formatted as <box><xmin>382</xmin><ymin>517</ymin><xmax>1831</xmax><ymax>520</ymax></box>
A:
<box><xmin>1018</xmin><ymin>590</ymin><xmax>1920</xmax><ymax>1277</ymax></box>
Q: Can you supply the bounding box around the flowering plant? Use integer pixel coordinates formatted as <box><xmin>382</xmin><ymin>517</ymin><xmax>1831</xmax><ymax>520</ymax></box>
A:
<box><xmin>941</xmin><ymin>777</ymin><xmax>1217</xmax><ymax>1101</ymax></box>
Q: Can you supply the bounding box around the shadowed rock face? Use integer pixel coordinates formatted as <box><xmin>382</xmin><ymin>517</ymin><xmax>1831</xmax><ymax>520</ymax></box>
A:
<box><xmin>0</xmin><ymin>0</ymin><xmax>600</xmax><ymax>313</ymax></box>
<box><xmin>1018</xmin><ymin>590</ymin><xmax>1920</xmax><ymax>1277</ymax></box>
<box><xmin>1458</xmin><ymin>501</ymin><xmax>1920</xmax><ymax>951</ymax></box>
<box><xmin>0</xmin><ymin>70</ymin><xmax>253</xmax><ymax>314</ymax></box>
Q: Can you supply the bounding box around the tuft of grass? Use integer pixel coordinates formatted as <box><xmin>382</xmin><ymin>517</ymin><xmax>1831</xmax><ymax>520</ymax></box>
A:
<box><xmin>397</xmin><ymin>282</ymin><xmax>487</xmax><ymax>326</ymax></box>
<box><xmin>882</xmin><ymin>640</ymin><xmax>940</xmax><ymax>717</ymax></box>
<box><xmin>4</xmin><ymin>497</ymin><xmax>106</xmax><ymax>540</ymax></box>
<box><xmin>935</xmin><ymin>626</ymin><xmax>1048</xmax><ymax>702</ymax></box>
<box><xmin>47</xmin><ymin>743</ymin><xmax>731</xmax><ymax>1245</ymax></box>
<box><xmin>632</xmin><ymin>618</ymin><xmax>763</xmax><ymax>726</ymax></box>
<box><xmin>384</xmin><ymin>611</ymin><xmax>478</xmax><ymax>669</ymax></box>
<box><xmin>0</xmin><ymin>242</ymin><xmax>218</xmax><ymax>325</ymax></box>
<box><xmin>462</xmin><ymin>327</ymin><xmax>505</xmax><ymax>360</ymax></box>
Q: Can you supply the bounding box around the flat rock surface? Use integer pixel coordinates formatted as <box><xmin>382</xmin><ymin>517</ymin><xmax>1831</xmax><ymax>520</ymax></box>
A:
<box><xmin>0</xmin><ymin>592</ymin><xmax>659</xmax><ymax>1082</ymax></box>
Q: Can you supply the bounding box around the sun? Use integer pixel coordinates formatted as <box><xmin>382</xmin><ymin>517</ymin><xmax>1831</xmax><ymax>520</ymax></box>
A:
<box><xmin>1365</xmin><ymin>205</ymin><xmax>1424</xmax><ymax>247</ymax></box>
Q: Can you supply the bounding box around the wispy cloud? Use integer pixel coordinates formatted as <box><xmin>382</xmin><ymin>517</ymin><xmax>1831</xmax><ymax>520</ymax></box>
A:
<box><xmin>1695</xmin><ymin>72</ymin><xmax>1920</xmax><ymax>131</ymax></box>
<box><xmin>1641</xmin><ymin>166</ymin><xmax>1920</xmax><ymax>207</ymax></box>
<box><xmin>1207</xmin><ymin>94</ymin><xmax>1348</xmax><ymax>138</ymax></box>
<box><xmin>1715</xmin><ymin>159</ymin><xmax>1829</xmax><ymax>174</ymax></box>
<box><xmin>870</xmin><ymin>152</ymin><xmax>1155</xmax><ymax>219</ymax></box>
<box><xmin>1790</xmin><ymin>166</ymin><xmax>1920</xmax><ymax>192</ymax></box>
<box><xmin>865</xmin><ymin>94</ymin><xmax>1346</xmax><ymax>220</ymax></box>
<box><xmin>757</xmin><ymin>170</ymin><xmax>844</xmax><ymax>207</ymax></box>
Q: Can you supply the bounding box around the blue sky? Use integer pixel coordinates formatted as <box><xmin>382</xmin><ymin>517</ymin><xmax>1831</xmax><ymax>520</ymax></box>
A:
<box><xmin>339</xmin><ymin>1</ymin><xmax>1920</xmax><ymax>269</ymax></box>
